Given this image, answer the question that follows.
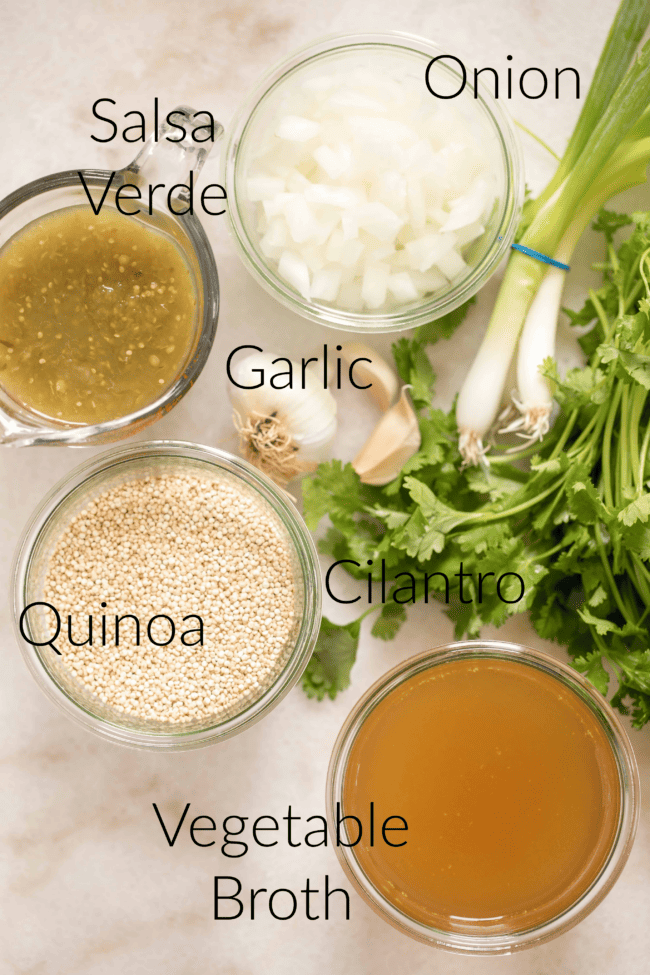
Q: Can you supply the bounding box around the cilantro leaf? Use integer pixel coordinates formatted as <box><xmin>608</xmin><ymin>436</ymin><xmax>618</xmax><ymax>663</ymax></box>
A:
<box><xmin>302</xmin><ymin>616</ymin><xmax>362</xmax><ymax>701</ymax></box>
<box><xmin>416</xmin><ymin>297</ymin><xmax>476</xmax><ymax>346</ymax></box>
<box><xmin>302</xmin><ymin>461</ymin><xmax>364</xmax><ymax>531</ymax></box>
<box><xmin>392</xmin><ymin>337</ymin><xmax>435</xmax><ymax>408</ymax></box>
<box><xmin>600</xmin><ymin>345</ymin><xmax>650</xmax><ymax>389</ymax></box>
<box><xmin>592</xmin><ymin>208</ymin><xmax>633</xmax><ymax>244</ymax></box>
<box><xmin>403</xmin><ymin>476</ymin><xmax>471</xmax><ymax>533</ymax></box>
<box><xmin>371</xmin><ymin>603</ymin><xmax>407</xmax><ymax>640</ymax></box>
<box><xmin>609</xmin><ymin>648</ymin><xmax>650</xmax><ymax>696</ymax></box>
<box><xmin>574</xmin><ymin>651</ymin><xmax>610</xmax><ymax>695</ymax></box>
<box><xmin>577</xmin><ymin>607</ymin><xmax>621</xmax><ymax>635</ymax></box>
<box><xmin>566</xmin><ymin>467</ymin><xmax>610</xmax><ymax>523</ymax></box>
<box><xmin>618</xmin><ymin>492</ymin><xmax>650</xmax><ymax>526</ymax></box>
<box><xmin>391</xmin><ymin>299</ymin><xmax>475</xmax><ymax>410</ymax></box>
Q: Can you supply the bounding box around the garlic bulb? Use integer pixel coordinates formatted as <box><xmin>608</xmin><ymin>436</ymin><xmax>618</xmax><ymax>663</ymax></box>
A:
<box><xmin>353</xmin><ymin>386</ymin><xmax>421</xmax><ymax>485</ymax></box>
<box><xmin>229</xmin><ymin>352</ymin><xmax>337</xmax><ymax>485</ymax></box>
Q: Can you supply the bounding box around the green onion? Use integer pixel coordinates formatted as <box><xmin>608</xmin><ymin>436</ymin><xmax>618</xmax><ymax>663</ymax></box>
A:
<box><xmin>523</xmin><ymin>0</ymin><xmax>650</xmax><ymax>229</ymax></box>
<box><xmin>457</xmin><ymin>4</ymin><xmax>650</xmax><ymax>464</ymax></box>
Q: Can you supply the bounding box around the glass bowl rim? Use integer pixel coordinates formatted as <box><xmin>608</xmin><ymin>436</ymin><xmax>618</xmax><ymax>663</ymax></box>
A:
<box><xmin>0</xmin><ymin>171</ymin><xmax>219</xmax><ymax>444</ymax></box>
<box><xmin>223</xmin><ymin>30</ymin><xmax>524</xmax><ymax>333</ymax></box>
<box><xmin>326</xmin><ymin>638</ymin><xmax>640</xmax><ymax>954</ymax></box>
<box><xmin>11</xmin><ymin>439</ymin><xmax>323</xmax><ymax>750</ymax></box>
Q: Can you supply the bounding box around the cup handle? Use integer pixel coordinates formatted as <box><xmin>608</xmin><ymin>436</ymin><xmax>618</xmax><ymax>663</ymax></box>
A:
<box><xmin>119</xmin><ymin>105</ymin><xmax>224</xmax><ymax>201</ymax></box>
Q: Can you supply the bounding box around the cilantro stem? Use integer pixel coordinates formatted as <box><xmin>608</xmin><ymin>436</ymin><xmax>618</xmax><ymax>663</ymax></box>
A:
<box><xmin>631</xmin><ymin>560</ymin><xmax>650</xmax><ymax>627</ymax></box>
<box><xmin>592</xmin><ymin>630</ymin><xmax>610</xmax><ymax>656</ymax></box>
<box><xmin>633</xmin><ymin>552</ymin><xmax>650</xmax><ymax>590</ymax></box>
<box><xmin>549</xmin><ymin>409</ymin><xmax>579</xmax><ymax>459</ymax></box>
<box><xmin>624</xmin><ymin>276</ymin><xmax>644</xmax><ymax>313</ymax></box>
<box><xmin>638</xmin><ymin>417</ymin><xmax>650</xmax><ymax>489</ymax></box>
<box><xmin>608</xmin><ymin>242</ymin><xmax>620</xmax><ymax>276</ymax></box>
<box><xmin>602</xmin><ymin>384</ymin><xmax>623</xmax><ymax>508</ymax></box>
<box><xmin>489</xmin><ymin>443</ymin><xmax>545</xmax><ymax>463</ymax></box>
<box><xmin>463</xmin><ymin>479</ymin><xmax>563</xmax><ymax>526</ymax></box>
<box><xmin>537</xmin><ymin>540</ymin><xmax>571</xmax><ymax>560</ymax></box>
<box><xmin>621</xmin><ymin>575</ymin><xmax>641</xmax><ymax>624</ymax></box>
<box><xmin>569</xmin><ymin>407</ymin><xmax>601</xmax><ymax>454</ymax></box>
<box><xmin>594</xmin><ymin>522</ymin><xmax>636</xmax><ymax>625</ymax></box>
<box><xmin>639</xmin><ymin>246</ymin><xmax>650</xmax><ymax>297</ymax></box>
<box><xmin>629</xmin><ymin>386</ymin><xmax>647</xmax><ymax>491</ymax></box>
<box><xmin>629</xmin><ymin>553</ymin><xmax>650</xmax><ymax>608</ymax></box>
<box><xmin>616</xmin><ymin>251</ymin><xmax>626</xmax><ymax>318</ymax></box>
<box><xmin>619</xmin><ymin>385</ymin><xmax>631</xmax><ymax>501</ymax></box>
<box><xmin>590</xmin><ymin>288</ymin><xmax>611</xmax><ymax>342</ymax></box>
<box><xmin>577</xmin><ymin>401</ymin><xmax>612</xmax><ymax>469</ymax></box>
<box><xmin>637</xmin><ymin>603</ymin><xmax>650</xmax><ymax>627</ymax></box>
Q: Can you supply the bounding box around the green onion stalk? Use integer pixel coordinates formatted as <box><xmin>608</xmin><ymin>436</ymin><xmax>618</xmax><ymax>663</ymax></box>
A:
<box><xmin>456</xmin><ymin>0</ymin><xmax>650</xmax><ymax>464</ymax></box>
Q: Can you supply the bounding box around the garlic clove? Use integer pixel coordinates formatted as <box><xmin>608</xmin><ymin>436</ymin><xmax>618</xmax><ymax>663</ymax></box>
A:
<box><xmin>353</xmin><ymin>386</ymin><xmax>421</xmax><ymax>485</ymax></box>
<box><xmin>339</xmin><ymin>341</ymin><xmax>399</xmax><ymax>411</ymax></box>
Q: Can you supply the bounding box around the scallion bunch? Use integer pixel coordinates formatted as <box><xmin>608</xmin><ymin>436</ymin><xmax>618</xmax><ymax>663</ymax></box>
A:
<box><xmin>457</xmin><ymin>0</ymin><xmax>650</xmax><ymax>462</ymax></box>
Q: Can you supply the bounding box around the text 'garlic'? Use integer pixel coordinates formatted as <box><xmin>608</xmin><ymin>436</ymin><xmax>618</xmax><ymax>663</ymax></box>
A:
<box><xmin>229</xmin><ymin>351</ymin><xmax>337</xmax><ymax>485</ymax></box>
<box><xmin>353</xmin><ymin>386</ymin><xmax>421</xmax><ymax>485</ymax></box>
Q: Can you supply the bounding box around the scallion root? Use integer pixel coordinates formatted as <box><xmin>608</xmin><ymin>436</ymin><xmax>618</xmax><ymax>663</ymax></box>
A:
<box><xmin>499</xmin><ymin>396</ymin><xmax>552</xmax><ymax>443</ymax></box>
<box><xmin>458</xmin><ymin>428</ymin><xmax>490</xmax><ymax>468</ymax></box>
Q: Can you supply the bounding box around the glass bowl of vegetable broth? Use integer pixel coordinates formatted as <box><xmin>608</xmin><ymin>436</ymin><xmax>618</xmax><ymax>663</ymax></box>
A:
<box><xmin>224</xmin><ymin>33</ymin><xmax>523</xmax><ymax>332</ymax></box>
<box><xmin>12</xmin><ymin>441</ymin><xmax>322</xmax><ymax>749</ymax></box>
<box><xmin>327</xmin><ymin>641</ymin><xmax>639</xmax><ymax>953</ymax></box>
<box><xmin>0</xmin><ymin>108</ymin><xmax>219</xmax><ymax>445</ymax></box>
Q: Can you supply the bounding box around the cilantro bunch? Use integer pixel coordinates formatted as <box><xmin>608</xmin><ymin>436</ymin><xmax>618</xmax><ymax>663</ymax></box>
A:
<box><xmin>302</xmin><ymin>212</ymin><xmax>650</xmax><ymax>728</ymax></box>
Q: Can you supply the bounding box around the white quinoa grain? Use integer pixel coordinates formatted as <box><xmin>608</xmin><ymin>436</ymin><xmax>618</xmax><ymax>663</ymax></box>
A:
<box><xmin>42</xmin><ymin>470</ymin><xmax>297</xmax><ymax>725</ymax></box>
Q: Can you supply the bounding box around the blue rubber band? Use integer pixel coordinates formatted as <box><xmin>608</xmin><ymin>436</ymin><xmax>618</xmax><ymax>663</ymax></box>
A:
<box><xmin>510</xmin><ymin>242</ymin><xmax>570</xmax><ymax>271</ymax></box>
<box><xmin>497</xmin><ymin>236</ymin><xmax>570</xmax><ymax>271</ymax></box>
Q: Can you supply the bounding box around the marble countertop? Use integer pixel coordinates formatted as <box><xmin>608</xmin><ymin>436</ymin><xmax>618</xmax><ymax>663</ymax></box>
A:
<box><xmin>2</xmin><ymin>0</ymin><xmax>650</xmax><ymax>972</ymax></box>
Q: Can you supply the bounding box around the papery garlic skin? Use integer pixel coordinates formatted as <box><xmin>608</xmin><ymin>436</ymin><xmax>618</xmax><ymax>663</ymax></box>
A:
<box><xmin>229</xmin><ymin>352</ymin><xmax>337</xmax><ymax>481</ymax></box>
<box><xmin>353</xmin><ymin>386</ymin><xmax>421</xmax><ymax>485</ymax></box>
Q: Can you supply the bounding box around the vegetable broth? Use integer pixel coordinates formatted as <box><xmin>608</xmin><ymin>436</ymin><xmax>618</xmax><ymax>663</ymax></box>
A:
<box><xmin>343</xmin><ymin>656</ymin><xmax>621</xmax><ymax>933</ymax></box>
<box><xmin>0</xmin><ymin>206</ymin><xmax>196</xmax><ymax>423</ymax></box>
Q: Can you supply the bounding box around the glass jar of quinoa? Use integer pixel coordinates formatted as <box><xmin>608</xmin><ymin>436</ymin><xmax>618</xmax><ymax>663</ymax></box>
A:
<box><xmin>12</xmin><ymin>441</ymin><xmax>322</xmax><ymax>749</ymax></box>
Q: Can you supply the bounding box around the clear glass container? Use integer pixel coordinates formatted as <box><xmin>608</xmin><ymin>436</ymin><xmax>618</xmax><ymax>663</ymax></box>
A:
<box><xmin>12</xmin><ymin>441</ymin><xmax>322</xmax><ymax>749</ymax></box>
<box><xmin>327</xmin><ymin>640</ymin><xmax>639</xmax><ymax>953</ymax></box>
<box><xmin>223</xmin><ymin>32</ymin><xmax>523</xmax><ymax>333</ymax></box>
<box><xmin>0</xmin><ymin>107</ymin><xmax>221</xmax><ymax>445</ymax></box>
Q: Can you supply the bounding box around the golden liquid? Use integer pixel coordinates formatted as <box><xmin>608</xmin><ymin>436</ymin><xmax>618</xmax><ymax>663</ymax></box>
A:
<box><xmin>343</xmin><ymin>657</ymin><xmax>621</xmax><ymax>933</ymax></box>
<box><xmin>0</xmin><ymin>206</ymin><xmax>197</xmax><ymax>423</ymax></box>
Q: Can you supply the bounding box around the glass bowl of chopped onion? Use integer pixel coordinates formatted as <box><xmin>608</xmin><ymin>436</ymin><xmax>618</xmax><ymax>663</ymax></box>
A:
<box><xmin>12</xmin><ymin>441</ymin><xmax>322</xmax><ymax>750</ymax></box>
<box><xmin>223</xmin><ymin>32</ymin><xmax>523</xmax><ymax>332</ymax></box>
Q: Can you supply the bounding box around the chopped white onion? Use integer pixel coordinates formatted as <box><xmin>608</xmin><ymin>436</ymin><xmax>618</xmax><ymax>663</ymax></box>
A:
<box><xmin>278</xmin><ymin>251</ymin><xmax>311</xmax><ymax>299</ymax></box>
<box><xmin>361</xmin><ymin>264</ymin><xmax>389</xmax><ymax>309</ymax></box>
<box><xmin>275</xmin><ymin>115</ymin><xmax>321</xmax><ymax>142</ymax></box>
<box><xmin>243</xmin><ymin>56</ymin><xmax>496</xmax><ymax>315</ymax></box>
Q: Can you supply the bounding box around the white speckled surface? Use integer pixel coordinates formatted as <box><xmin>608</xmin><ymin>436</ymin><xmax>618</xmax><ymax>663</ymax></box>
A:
<box><xmin>1</xmin><ymin>1</ymin><xmax>650</xmax><ymax>972</ymax></box>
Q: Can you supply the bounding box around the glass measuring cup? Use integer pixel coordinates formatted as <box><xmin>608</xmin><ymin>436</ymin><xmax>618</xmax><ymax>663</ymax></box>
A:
<box><xmin>0</xmin><ymin>106</ymin><xmax>221</xmax><ymax>446</ymax></box>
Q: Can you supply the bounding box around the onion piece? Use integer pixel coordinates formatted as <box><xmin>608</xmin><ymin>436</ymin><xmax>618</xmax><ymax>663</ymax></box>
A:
<box><xmin>243</xmin><ymin>56</ymin><xmax>497</xmax><ymax>315</ymax></box>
